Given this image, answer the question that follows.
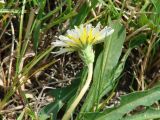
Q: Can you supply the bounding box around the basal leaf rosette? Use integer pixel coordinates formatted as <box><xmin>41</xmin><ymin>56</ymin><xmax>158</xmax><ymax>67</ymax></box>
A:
<box><xmin>52</xmin><ymin>23</ymin><xmax>114</xmax><ymax>65</ymax></box>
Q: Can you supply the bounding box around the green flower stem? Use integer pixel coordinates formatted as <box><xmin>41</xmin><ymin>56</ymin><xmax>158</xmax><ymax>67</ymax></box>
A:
<box><xmin>62</xmin><ymin>63</ymin><xmax>93</xmax><ymax>120</ymax></box>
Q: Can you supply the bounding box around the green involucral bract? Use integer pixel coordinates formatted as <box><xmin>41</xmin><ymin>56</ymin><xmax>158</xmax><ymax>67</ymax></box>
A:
<box><xmin>79</xmin><ymin>45</ymin><xmax>95</xmax><ymax>65</ymax></box>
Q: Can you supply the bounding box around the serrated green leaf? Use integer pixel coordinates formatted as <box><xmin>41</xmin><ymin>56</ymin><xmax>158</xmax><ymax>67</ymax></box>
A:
<box><xmin>38</xmin><ymin>100</ymin><xmax>64</xmax><ymax>120</ymax></box>
<box><xmin>84</xmin><ymin>86</ymin><xmax>160</xmax><ymax>120</ymax></box>
<box><xmin>123</xmin><ymin>109</ymin><xmax>160</xmax><ymax>120</ymax></box>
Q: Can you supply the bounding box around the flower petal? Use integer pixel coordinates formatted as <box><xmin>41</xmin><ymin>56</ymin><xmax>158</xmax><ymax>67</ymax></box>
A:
<box><xmin>96</xmin><ymin>27</ymin><xmax>114</xmax><ymax>41</ymax></box>
<box><xmin>104</xmin><ymin>27</ymin><xmax>114</xmax><ymax>36</ymax></box>
<box><xmin>59</xmin><ymin>35</ymin><xmax>74</xmax><ymax>43</ymax></box>
<box><xmin>52</xmin><ymin>40</ymin><xmax>68</xmax><ymax>47</ymax></box>
<box><xmin>52</xmin><ymin>48</ymin><xmax>74</xmax><ymax>56</ymax></box>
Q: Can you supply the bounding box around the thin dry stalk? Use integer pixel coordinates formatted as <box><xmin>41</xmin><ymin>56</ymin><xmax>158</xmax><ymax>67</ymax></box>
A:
<box><xmin>139</xmin><ymin>33</ymin><xmax>158</xmax><ymax>90</ymax></box>
<box><xmin>126</xmin><ymin>25</ymin><xmax>148</xmax><ymax>42</ymax></box>
<box><xmin>86</xmin><ymin>0</ymin><xmax>97</xmax><ymax>18</ymax></box>
<box><xmin>8</xmin><ymin>22</ymin><xmax>15</xmax><ymax>86</ymax></box>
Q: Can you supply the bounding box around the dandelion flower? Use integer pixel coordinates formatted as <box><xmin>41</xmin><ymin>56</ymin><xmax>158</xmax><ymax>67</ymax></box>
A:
<box><xmin>52</xmin><ymin>23</ymin><xmax>114</xmax><ymax>64</ymax></box>
<box><xmin>53</xmin><ymin>23</ymin><xmax>114</xmax><ymax>120</ymax></box>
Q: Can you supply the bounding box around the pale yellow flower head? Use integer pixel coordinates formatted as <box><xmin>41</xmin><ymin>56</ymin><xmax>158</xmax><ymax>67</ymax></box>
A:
<box><xmin>52</xmin><ymin>23</ymin><xmax>114</xmax><ymax>64</ymax></box>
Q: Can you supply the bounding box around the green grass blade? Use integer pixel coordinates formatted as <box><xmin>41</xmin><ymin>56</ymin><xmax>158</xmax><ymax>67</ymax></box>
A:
<box><xmin>20</xmin><ymin>46</ymin><xmax>54</xmax><ymax>76</ymax></box>
<box><xmin>151</xmin><ymin>0</ymin><xmax>160</xmax><ymax>13</ymax></box>
<box><xmin>42</xmin><ymin>11</ymin><xmax>77</xmax><ymax>31</ymax></box>
<box><xmin>16</xmin><ymin>0</ymin><xmax>26</xmax><ymax>74</ymax></box>
<box><xmin>70</xmin><ymin>0</ymin><xmax>99</xmax><ymax>26</ymax></box>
